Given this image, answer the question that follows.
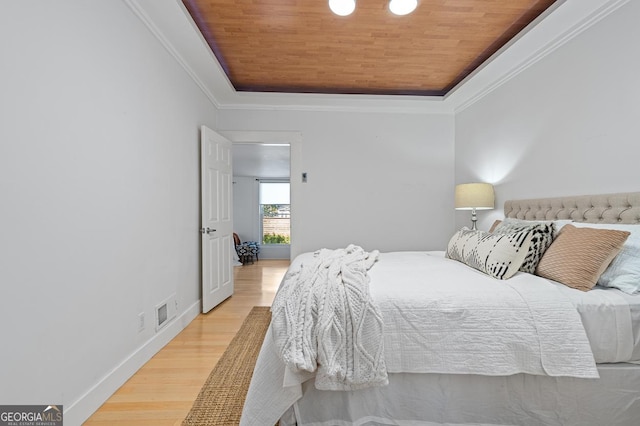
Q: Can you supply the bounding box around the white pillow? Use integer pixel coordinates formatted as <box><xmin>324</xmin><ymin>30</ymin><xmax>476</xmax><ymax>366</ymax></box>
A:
<box><xmin>493</xmin><ymin>219</ymin><xmax>556</xmax><ymax>274</ymax></box>
<box><xmin>446</xmin><ymin>227</ymin><xmax>533</xmax><ymax>280</ymax></box>
<box><xmin>500</xmin><ymin>218</ymin><xmax>572</xmax><ymax>237</ymax></box>
<box><xmin>571</xmin><ymin>222</ymin><xmax>640</xmax><ymax>294</ymax></box>
<box><xmin>490</xmin><ymin>217</ymin><xmax>573</xmax><ymax>238</ymax></box>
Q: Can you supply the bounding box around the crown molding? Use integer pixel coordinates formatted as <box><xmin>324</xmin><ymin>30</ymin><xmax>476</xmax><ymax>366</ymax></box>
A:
<box><xmin>220</xmin><ymin>92</ymin><xmax>450</xmax><ymax>114</ymax></box>
<box><xmin>123</xmin><ymin>0</ymin><xmax>451</xmax><ymax>114</ymax></box>
<box><xmin>122</xmin><ymin>0</ymin><xmax>226</xmax><ymax>109</ymax></box>
<box><xmin>446</xmin><ymin>0</ymin><xmax>630</xmax><ymax>113</ymax></box>
<box><xmin>125</xmin><ymin>0</ymin><xmax>628</xmax><ymax>116</ymax></box>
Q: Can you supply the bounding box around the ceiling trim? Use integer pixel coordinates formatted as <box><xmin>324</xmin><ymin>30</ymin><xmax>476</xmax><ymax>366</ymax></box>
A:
<box><xmin>122</xmin><ymin>0</ymin><xmax>225</xmax><ymax>109</ymax></box>
<box><xmin>125</xmin><ymin>0</ymin><xmax>627</xmax><ymax>115</ymax></box>
<box><xmin>223</xmin><ymin>92</ymin><xmax>448</xmax><ymax>115</ymax></box>
<box><xmin>219</xmin><ymin>130</ymin><xmax>302</xmax><ymax>145</ymax></box>
<box><xmin>446</xmin><ymin>0</ymin><xmax>630</xmax><ymax>113</ymax></box>
<box><xmin>124</xmin><ymin>0</ymin><xmax>450</xmax><ymax>114</ymax></box>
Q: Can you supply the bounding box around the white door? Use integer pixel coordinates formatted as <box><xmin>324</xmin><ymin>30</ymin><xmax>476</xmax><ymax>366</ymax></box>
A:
<box><xmin>201</xmin><ymin>125</ymin><xmax>234</xmax><ymax>313</ymax></box>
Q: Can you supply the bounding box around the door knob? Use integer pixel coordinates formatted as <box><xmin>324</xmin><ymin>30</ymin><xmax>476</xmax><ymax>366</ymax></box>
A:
<box><xmin>200</xmin><ymin>227</ymin><xmax>217</xmax><ymax>234</ymax></box>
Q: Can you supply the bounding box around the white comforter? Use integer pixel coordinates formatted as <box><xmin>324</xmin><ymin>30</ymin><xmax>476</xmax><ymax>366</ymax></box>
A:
<box><xmin>240</xmin><ymin>251</ymin><xmax>600</xmax><ymax>426</ymax></box>
<box><xmin>371</xmin><ymin>251</ymin><xmax>597</xmax><ymax>377</ymax></box>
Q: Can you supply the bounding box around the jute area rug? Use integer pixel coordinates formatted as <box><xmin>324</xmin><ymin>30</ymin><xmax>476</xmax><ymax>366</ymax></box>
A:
<box><xmin>183</xmin><ymin>306</ymin><xmax>271</xmax><ymax>426</ymax></box>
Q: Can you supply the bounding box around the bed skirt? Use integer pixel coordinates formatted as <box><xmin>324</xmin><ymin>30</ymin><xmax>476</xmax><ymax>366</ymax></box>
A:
<box><xmin>280</xmin><ymin>363</ymin><xmax>640</xmax><ymax>426</ymax></box>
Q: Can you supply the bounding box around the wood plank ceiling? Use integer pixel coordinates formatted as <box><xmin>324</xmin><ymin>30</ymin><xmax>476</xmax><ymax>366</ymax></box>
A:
<box><xmin>182</xmin><ymin>0</ymin><xmax>557</xmax><ymax>96</ymax></box>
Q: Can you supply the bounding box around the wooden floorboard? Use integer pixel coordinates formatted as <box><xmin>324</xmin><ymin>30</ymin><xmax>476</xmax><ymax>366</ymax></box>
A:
<box><xmin>84</xmin><ymin>259</ymin><xmax>289</xmax><ymax>425</ymax></box>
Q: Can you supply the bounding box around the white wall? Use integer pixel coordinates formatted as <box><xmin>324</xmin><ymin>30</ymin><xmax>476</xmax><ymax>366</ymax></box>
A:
<box><xmin>220</xmin><ymin>109</ymin><xmax>456</xmax><ymax>257</ymax></box>
<box><xmin>454</xmin><ymin>0</ymin><xmax>640</xmax><ymax>230</ymax></box>
<box><xmin>0</xmin><ymin>1</ymin><xmax>218</xmax><ymax>423</ymax></box>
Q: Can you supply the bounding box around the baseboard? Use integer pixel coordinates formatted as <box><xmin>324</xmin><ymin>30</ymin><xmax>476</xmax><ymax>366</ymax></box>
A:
<box><xmin>63</xmin><ymin>300</ymin><xmax>201</xmax><ymax>425</ymax></box>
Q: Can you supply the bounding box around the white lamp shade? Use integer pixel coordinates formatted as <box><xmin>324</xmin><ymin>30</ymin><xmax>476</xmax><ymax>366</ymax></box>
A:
<box><xmin>329</xmin><ymin>0</ymin><xmax>356</xmax><ymax>16</ymax></box>
<box><xmin>455</xmin><ymin>183</ymin><xmax>495</xmax><ymax>210</ymax></box>
<box><xmin>389</xmin><ymin>0</ymin><xmax>418</xmax><ymax>16</ymax></box>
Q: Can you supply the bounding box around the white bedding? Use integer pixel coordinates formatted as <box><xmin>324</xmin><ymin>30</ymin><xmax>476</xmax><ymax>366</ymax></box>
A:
<box><xmin>281</xmin><ymin>364</ymin><xmax>640</xmax><ymax>426</ymax></box>
<box><xmin>270</xmin><ymin>245</ymin><xmax>387</xmax><ymax>391</ymax></box>
<box><xmin>368</xmin><ymin>251</ymin><xmax>597</xmax><ymax>377</ymax></box>
<box><xmin>240</xmin><ymin>251</ymin><xmax>611</xmax><ymax>426</ymax></box>
<box><xmin>408</xmin><ymin>252</ymin><xmax>640</xmax><ymax>365</ymax></box>
<box><xmin>621</xmin><ymin>290</ymin><xmax>640</xmax><ymax>361</ymax></box>
<box><xmin>555</xmin><ymin>283</ymin><xmax>637</xmax><ymax>363</ymax></box>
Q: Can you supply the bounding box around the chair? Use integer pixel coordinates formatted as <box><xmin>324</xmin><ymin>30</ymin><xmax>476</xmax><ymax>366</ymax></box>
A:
<box><xmin>233</xmin><ymin>233</ymin><xmax>260</xmax><ymax>264</ymax></box>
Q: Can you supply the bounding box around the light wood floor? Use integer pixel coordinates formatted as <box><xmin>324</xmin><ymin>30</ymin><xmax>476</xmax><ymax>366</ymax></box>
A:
<box><xmin>84</xmin><ymin>259</ymin><xmax>289</xmax><ymax>425</ymax></box>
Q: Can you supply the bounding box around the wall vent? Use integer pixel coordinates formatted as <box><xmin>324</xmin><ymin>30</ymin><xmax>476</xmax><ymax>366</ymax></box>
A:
<box><xmin>155</xmin><ymin>293</ymin><xmax>177</xmax><ymax>332</ymax></box>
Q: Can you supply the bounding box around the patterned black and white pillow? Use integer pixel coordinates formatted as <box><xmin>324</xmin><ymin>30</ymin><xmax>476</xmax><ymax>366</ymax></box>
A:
<box><xmin>492</xmin><ymin>219</ymin><xmax>556</xmax><ymax>274</ymax></box>
<box><xmin>446</xmin><ymin>227</ymin><xmax>534</xmax><ymax>280</ymax></box>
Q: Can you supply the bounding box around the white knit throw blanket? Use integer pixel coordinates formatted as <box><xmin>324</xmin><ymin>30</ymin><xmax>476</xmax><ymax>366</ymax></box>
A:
<box><xmin>270</xmin><ymin>245</ymin><xmax>388</xmax><ymax>391</ymax></box>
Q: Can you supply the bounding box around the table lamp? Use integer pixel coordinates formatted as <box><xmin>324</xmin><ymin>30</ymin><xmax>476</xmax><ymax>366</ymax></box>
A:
<box><xmin>455</xmin><ymin>183</ymin><xmax>495</xmax><ymax>230</ymax></box>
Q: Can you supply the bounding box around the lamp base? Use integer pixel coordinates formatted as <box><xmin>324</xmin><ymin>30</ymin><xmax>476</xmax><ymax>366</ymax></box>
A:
<box><xmin>470</xmin><ymin>208</ymin><xmax>478</xmax><ymax>231</ymax></box>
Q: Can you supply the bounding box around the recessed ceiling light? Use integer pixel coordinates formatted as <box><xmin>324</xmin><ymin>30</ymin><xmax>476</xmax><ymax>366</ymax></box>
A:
<box><xmin>329</xmin><ymin>0</ymin><xmax>356</xmax><ymax>16</ymax></box>
<box><xmin>389</xmin><ymin>0</ymin><xmax>418</xmax><ymax>16</ymax></box>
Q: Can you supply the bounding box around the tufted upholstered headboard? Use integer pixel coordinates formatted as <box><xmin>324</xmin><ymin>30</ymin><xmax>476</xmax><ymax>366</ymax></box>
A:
<box><xmin>504</xmin><ymin>192</ymin><xmax>640</xmax><ymax>224</ymax></box>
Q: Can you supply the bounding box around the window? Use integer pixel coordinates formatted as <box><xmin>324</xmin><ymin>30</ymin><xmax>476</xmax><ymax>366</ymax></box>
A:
<box><xmin>259</xmin><ymin>182</ymin><xmax>290</xmax><ymax>245</ymax></box>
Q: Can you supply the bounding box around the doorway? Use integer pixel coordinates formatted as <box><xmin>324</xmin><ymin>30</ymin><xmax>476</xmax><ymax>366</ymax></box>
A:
<box><xmin>220</xmin><ymin>130</ymin><xmax>302</xmax><ymax>260</ymax></box>
<box><xmin>231</xmin><ymin>143</ymin><xmax>291</xmax><ymax>259</ymax></box>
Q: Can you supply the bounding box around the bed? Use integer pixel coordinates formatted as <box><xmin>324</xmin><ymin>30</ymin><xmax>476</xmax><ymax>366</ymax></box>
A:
<box><xmin>240</xmin><ymin>192</ymin><xmax>640</xmax><ymax>426</ymax></box>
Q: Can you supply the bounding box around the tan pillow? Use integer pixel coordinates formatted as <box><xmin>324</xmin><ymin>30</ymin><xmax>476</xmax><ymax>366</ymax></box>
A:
<box><xmin>489</xmin><ymin>219</ymin><xmax>502</xmax><ymax>233</ymax></box>
<box><xmin>535</xmin><ymin>224</ymin><xmax>630</xmax><ymax>291</ymax></box>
